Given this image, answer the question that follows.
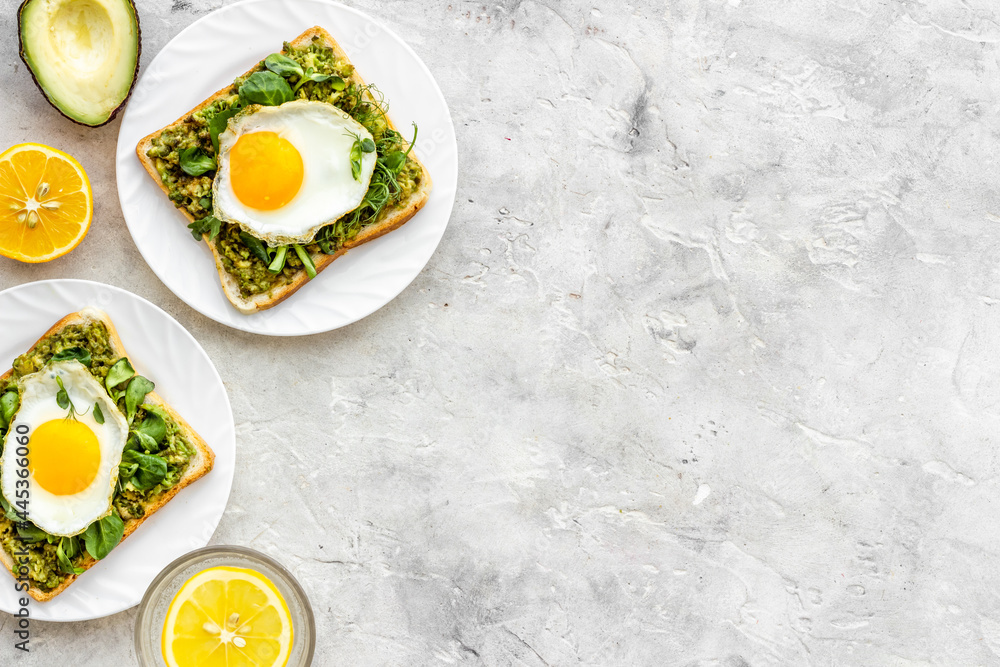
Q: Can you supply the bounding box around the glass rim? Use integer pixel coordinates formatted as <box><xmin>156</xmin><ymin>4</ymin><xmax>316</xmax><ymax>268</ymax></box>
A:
<box><xmin>134</xmin><ymin>545</ymin><xmax>316</xmax><ymax>665</ymax></box>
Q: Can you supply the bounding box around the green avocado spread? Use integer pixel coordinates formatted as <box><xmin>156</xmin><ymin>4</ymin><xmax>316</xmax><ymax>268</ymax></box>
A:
<box><xmin>146</xmin><ymin>37</ymin><xmax>425</xmax><ymax>297</ymax></box>
<box><xmin>0</xmin><ymin>322</ymin><xmax>196</xmax><ymax>592</ymax></box>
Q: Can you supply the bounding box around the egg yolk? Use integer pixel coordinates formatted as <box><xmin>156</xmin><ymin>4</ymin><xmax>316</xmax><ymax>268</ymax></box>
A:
<box><xmin>28</xmin><ymin>419</ymin><xmax>101</xmax><ymax>496</ymax></box>
<box><xmin>229</xmin><ymin>131</ymin><xmax>304</xmax><ymax>210</ymax></box>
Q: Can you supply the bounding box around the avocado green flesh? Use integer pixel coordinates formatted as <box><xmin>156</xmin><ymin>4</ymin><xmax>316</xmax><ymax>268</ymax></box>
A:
<box><xmin>18</xmin><ymin>0</ymin><xmax>140</xmax><ymax>127</ymax></box>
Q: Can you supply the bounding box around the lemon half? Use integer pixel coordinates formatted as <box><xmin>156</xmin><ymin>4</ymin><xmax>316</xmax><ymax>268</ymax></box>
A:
<box><xmin>0</xmin><ymin>143</ymin><xmax>92</xmax><ymax>263</ymax></box>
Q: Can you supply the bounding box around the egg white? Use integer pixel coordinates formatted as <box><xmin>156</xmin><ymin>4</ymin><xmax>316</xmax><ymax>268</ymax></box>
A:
<box><xmin>0</xmin><ymin>360</ymin><xmax>128</xmax><ymax>537</ymax></box>
<box><xmin>212</xmin><ymin>100</ymin><xmax>378</xmax><ymax>246</ymax></box>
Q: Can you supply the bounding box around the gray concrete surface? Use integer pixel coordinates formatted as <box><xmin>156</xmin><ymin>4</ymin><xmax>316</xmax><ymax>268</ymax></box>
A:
<box><xmin>3</xmin><ymin>0</ymin><xmax>1000</xmax><ymax>664</ymax></box>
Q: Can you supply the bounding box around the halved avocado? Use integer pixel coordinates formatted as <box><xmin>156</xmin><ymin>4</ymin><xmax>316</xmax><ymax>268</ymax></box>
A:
<box><xmin>18</xmin><ymin>0</ymin><xmax>141</xmax><ymax>128</ymax></box>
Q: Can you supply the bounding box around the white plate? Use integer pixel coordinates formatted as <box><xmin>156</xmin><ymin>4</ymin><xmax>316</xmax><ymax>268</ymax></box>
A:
<box><xmin>0</xmin><ymin>280</ymin><xmax>235</xmax><ymax>622</ymax></box>
<box><xmin>116</xmin><ymin>0</ymin><xmax>458</xmax><ymax>336</ymax></box>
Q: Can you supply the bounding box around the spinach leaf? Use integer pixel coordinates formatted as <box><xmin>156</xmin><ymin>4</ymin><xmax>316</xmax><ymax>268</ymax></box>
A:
<box><xmin>382</xmin><ymin>152</ymin><xmax>405</xmax><ymax>172</ymax></box>
<box><xmin>263</xmin><ymin>53</ymin><xmax>344</xmax><ymax>94</ymax></box>
<box><xmin>57</xmin><ymin>537</ymin><xmax>85</xmax><ymax>575</ymax></box>
<box><xmin>0</xmin><ymin>391</ymin><xmax>18</xmax><ymax>428</ymax></box>
<box><xmin>62</xmin><ymin>535</ymin><xmax>80</xmax><ymax>558</ymax></box>
<box><xmin>132</xmin><ymin>405</ymin><xmax>173</xmax><ymax>452</ymax></box>
<box><xmin>178</xmin><ymin>147</ymin><xmax>216</xmax><ymax>177</ymax></box>
<box><xmin>292</xmin><ymin>68</ymin><xmax>344</xmax><ymax>94</ymax></box>
<box><xmin>106</xmin><ymin>358</ymin><xmax>135</xmax><ymax>395</ymax></box>
<box><xmin>131</xmin><ymin>430</ymin><xmax>158</xmax><ymax>453</ymax></box>
<box><xmin>124</xmin><ymin>376</ymin><xmax>155</xmax><ymax>424</ymax></box>
<box><xmin>239</xmin><ymin>231</ymin><xmax>271</xmax><ymax>264</ymax></box>
<box><xmin>0</xmin><ymin>495</ymin><xmax>23</xmax><ymax>522</ymax></box>
<box><xmin>134</xmin><ymin>412</ymin><xmax>166</xmax><ymax>446</ymax></box>
<box><xmin>16</xmin><ymin>522</ymin><xmax>48</xmax><ymax>544</ymax></box>
<box><xmin>187</xmin><ymin>215</ymin><xmax>222</xmax><ymax>242</ymax></box>
<box><xmin>209</xmin><ymin>106</ymin><xmax>241</xmax><ymax>154</ymax></box>
<box><xmin>51</xmin><ymin>346</ymin><xmax>92</xmax><ymax>367</ymax></box>
<box><xmin>239</xmin><ymin>71</ymin><xmax>293</xmax><ymax>107</ymax></box>
<box><xmin>83</xmin><ymin>514</ymin><xmax>124</xmax><ymax>560</ymax></box>
<box><xmin>119</xmin><ymin>459</ymin><xmax>139</xmax><ymax>481</ymax></box>
<box><xmin>142</xmin><ymin>404</ymin><xmax>172</xmax><ymax>422</ymax></box>
<box><xmin>264</xmin><ymin>53</ymin><xmax>303</xmax><ymax>78</ymax></box>
<box><xmin>93</xmin><ymin>402</ymin><xmax>105</xmax><ymax>425</ymax></box>
<box><xmin>121</xmin><ymin>450</ymin><xmax>167</xmax><ymax>490</ymax></box>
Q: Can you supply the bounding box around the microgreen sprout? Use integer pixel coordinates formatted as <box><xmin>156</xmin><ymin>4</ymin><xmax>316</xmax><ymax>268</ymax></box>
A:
<box><xmin>268</xmin><ymin>245</ymin><xmax>288</xmax><ymax>274</ymax></box>
<box><xmin>55</xmin><ymin>376</ymin><xmax>89</xmax><ymax>421</ymax></box>
<box><xmin>293</xmin><ymin>245</ymin><xmax>317</xmax><ymax>279</ymax></box>
<box><xmin>345</xmin><ymin>131</ymin><xmax>376</xmax><ymax>181</ymax></box>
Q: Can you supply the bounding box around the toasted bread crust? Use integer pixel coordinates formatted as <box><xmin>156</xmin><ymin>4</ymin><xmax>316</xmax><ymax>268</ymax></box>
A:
<box><xmin>0</xmin><ymin>308</ymin><xmax>215</xmax><ymax>601</ymax></box>
<box><xmin>136</xmin><ymin>25</ymin><xmax>433</xmax><ymax>314</ymax></box>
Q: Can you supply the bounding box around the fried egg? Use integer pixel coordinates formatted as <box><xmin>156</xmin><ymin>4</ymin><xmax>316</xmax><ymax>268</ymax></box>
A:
<box><xmin>0</xmin><ymin>360</ymin><xmax>128</xmax><ymax>537</ymax></box>
<box><xmin>212</xmin><ymin>99</ymin><xmax>377</xmax><ymax>246</ymax></box>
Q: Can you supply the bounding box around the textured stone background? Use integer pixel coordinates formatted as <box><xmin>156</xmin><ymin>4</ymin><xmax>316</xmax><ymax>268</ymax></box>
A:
<box><xmin>3</xmin><ymin>0</ymin><xmax>1000</xmax><ymax>664</ymax></box>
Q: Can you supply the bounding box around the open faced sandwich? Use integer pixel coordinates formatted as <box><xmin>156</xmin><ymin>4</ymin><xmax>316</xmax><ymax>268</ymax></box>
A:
<box><xmin>0</xmin><ymin>308</ymin><xmax>214</xmax><ymax>601</ymax></box>
<box><xmin>137</xmin><ymin>26</ymin><xmax>433</xmax><ymax>314</ymax></box>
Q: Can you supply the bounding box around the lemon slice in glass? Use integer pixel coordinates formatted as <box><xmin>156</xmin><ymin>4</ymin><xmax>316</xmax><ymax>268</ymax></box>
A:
<box><xmin>162</xmin><ymin>566</ymin><xmax>294</xmax><ymax>667</ymax></box>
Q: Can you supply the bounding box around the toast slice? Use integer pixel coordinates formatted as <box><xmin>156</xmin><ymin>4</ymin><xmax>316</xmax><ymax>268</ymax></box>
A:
<box><xmin>136</xmin><ymin>26</ymin><xmax>433</xmax><ymax>314</ymax></box>
<box><xmin>0</xmin><ymin>307</ymin><xmax>215</xmax><ymax>601</ymax></box>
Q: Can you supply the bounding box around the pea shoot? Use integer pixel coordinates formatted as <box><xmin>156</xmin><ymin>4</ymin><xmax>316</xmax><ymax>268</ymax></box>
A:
<box><xmin>55</xmin><ymin>376</ymin><xmax>89</xmax><ymax>421</ymax></box>
<box><xmin>346</xmin><ymin>131</ymin><xmax>376</xmax><ymax>181</ymax></box>
<box><xmin>268</xmin><ymin>245</ymin><xmax>288</xmax><ymax>274</ymax></box>
<box><xmin>293</xmin><ymin>245</ymin><xmax>317</xmax><ymax>279</ymax></box>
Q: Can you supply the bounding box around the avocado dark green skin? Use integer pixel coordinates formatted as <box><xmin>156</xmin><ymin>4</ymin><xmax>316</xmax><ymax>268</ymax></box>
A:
<box><xmin>17</xmin><ymin>0</ymin><xmax>142</xmax><ymax>128</ymax></box>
